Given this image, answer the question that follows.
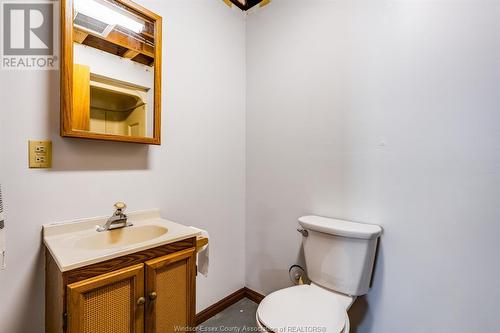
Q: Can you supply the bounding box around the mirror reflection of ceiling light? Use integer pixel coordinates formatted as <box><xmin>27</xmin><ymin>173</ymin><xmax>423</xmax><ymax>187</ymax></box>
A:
<box><xmin>74</xmin><ymin>0</ymin><xmax>144</xmax><ymax>33</ymax></box>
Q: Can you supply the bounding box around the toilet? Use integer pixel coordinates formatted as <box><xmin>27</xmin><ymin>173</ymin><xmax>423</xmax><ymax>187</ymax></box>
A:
<box><xmin>256</xmin><ymin>215</ymin><xmax>382</xmax><ymax>333</ymax></box>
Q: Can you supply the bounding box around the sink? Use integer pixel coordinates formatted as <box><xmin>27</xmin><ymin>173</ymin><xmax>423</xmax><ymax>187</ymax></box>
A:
<box><xmin>76</xmin><ymin>225</ymin><xmax>168</xmax><ymax>250</ymax></box>
<box><xmin>43</xmin><ymin>209</ymin><xmax>202</xmax><ymax>271</ymax></box>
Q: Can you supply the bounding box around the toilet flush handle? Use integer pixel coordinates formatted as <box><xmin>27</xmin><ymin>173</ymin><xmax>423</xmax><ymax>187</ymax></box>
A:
<box><xmin>297</xmin><ymin>228</ymin><xmax>308</xmax><ymax>237</ymax></box>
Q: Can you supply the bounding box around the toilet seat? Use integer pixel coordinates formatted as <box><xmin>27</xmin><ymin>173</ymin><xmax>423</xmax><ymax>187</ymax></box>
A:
<box><xmin>256</xmin><ymin>284</ymin><xmax>347</xmax><ymax>333</ymax></box>
<box><xmin>256</xmin><ymin>311</ymin><xmax>350</xmax><ymax>333</ymax></box>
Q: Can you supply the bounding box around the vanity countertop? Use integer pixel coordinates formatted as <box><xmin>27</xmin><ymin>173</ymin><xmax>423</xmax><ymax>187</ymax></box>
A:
<box><xmin>43</xmin><ymin>210</ymin><xmax>202</xmax><ymax>272</ymax></box>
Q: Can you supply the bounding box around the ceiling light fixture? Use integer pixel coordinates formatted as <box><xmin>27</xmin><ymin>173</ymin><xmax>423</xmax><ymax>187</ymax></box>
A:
<box><xmin>74</xmin><ymin>0</ymin><xmax>144</xmax><ymax>33</ymax></box>
<box><xmin>222</xmin><ymin>0</ymin><xmax>270</xmax><ymax>11</ymax></box>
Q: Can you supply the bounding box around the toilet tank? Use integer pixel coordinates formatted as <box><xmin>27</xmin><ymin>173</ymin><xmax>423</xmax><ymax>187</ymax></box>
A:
<box><xmin>299</xmin><ymin>216</ymin><xmax>382</xmax><ymax>296</ymax></box>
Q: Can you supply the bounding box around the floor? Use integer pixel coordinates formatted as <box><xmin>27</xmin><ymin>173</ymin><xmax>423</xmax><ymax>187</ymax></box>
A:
<box><xmin>198</xmin><ymin>298</ymin><xmax>259</xmax><ymax>332</ymax></box>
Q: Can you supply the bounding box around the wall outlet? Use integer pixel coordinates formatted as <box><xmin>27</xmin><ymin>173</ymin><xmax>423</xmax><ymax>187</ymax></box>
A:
<box><xmin>29</xmin><ymin>140</ymin><xmax>52</xmax><ymax>168</ymax></box>
<box><xmin>35</xmin><ymin>146</ymin><xmax>47</xmax><ymax>153</ymax></box>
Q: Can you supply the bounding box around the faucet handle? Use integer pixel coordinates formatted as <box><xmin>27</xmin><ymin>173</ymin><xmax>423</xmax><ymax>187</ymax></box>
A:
<box><xmin>114</xmin><ymin>202</ymin><xmax>127</xmax><ymax>211</ymax></box>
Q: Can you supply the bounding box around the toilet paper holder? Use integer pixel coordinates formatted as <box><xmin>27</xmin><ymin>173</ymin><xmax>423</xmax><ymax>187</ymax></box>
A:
<box><xmin>0</xmin><ymin>183</ymin><xmax>4</xmax><ymax>229</ymax></box>
<box><xmin>0</xmin><ymin>184</ymin><xmax>4</xmax><ymax>229</ymax></box>
<box><xmin>0</xmin><ymin>184</ymin><xmax>5</xmax><ymax>269</ymax></box>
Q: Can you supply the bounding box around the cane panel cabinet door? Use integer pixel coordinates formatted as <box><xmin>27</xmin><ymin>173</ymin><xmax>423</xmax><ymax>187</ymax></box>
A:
<box><xmin>145</xmin><ymin>248</ymin><xmax>196</xmax><ymax>333</ymax></box>
<box><xmin>67</xmin><ymin>264</ymin><xmax>145</xmax><ymax>333</ymax></box>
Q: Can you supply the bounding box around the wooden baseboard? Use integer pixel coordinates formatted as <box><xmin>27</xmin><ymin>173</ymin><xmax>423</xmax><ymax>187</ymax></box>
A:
<box><xmin>243</xmin><ymin>287</ymin><xmax>265</xmax><ymax>303</ymax></box>
<box><xmin>195</xmin><ymin>288</ymin><xmax>246</xmax><ymax>325</ymax></box>
<box><xmin>195</xmin><ymin>287</ymin><xmax>265</xmax><ymax>325</ymax></box>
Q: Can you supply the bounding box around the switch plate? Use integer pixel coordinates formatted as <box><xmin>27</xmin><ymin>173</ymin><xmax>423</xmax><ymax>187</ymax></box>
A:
<box><xmin>29</xmin><ymin>140</ymin><xmax>52</xmax><ymax>168</ymax></box>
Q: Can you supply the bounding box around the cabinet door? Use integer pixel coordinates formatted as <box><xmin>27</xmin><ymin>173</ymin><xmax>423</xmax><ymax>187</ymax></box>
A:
<box><xmin>67</xmin><ymin>264</ymin><xmax>145</xmax><ymax>333</ymax></box>
<box><xmin>145</xmin><ymin>248</ymin><xmax>196</xmax><ymax>333</ymax></box>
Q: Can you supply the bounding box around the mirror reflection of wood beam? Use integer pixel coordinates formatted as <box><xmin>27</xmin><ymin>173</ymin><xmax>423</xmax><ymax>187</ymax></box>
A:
<box><xmin>73</xmin><ymin>27</ymin><xmax>154</xmax><ymax>66</ymax></box>
<box><xmin>123</xmin><ymin>49</ymin><xmax>140</xmax><ymax>59</ymax></box>
<box><xmin>74</xmin><ymin>29</ymin><xmax>88</xmax><ymax>43</ymax></box>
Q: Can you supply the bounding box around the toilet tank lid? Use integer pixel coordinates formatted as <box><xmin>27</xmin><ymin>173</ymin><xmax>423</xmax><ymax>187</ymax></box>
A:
<box><xmin>299</xmin><ymin>216</ymin><xmax>382</xmax><ymax>240</ymax></box>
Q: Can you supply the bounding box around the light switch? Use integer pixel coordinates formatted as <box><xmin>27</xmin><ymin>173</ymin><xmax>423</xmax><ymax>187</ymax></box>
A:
<box><xmin>29</xmin><ymin>140</ymin><xmax>52</xmax><ymax>168</ymax></box>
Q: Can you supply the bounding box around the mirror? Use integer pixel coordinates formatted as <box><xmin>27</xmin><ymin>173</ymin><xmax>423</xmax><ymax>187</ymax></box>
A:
<box><xmin>61</xmin><ymin>0</ymin><xmax>162</xmax><ymax>144</ymax></box>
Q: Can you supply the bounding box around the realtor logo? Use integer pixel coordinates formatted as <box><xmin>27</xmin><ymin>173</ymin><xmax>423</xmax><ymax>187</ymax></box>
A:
<box><xmin>2</xmin><ymin>1</ymin><xmax>58</xmax><ymax>69</ymax></box>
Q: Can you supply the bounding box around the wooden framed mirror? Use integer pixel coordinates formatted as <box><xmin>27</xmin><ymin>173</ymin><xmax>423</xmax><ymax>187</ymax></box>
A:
<box><xmin>61</xmin><ymin>0</ymin><xmax>162</xmax><ymax>145</ymax></box>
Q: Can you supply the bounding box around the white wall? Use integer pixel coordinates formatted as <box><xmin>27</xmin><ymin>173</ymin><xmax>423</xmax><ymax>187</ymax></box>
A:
<box><xmin>245</xmin><ymin>1</ymin><xmax>500</xmax><ymax>332</ymax></box>
<box><xmin>0</xmin><ymin>1</ymin><xmax>246</xmax><ymax>332</ymax></box>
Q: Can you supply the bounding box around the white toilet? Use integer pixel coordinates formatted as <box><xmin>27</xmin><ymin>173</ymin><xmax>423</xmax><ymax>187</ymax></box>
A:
<box><xmin>256</xmin><ymin>215</ymin><xmax>382</xmax><ymax>333</ymax></box>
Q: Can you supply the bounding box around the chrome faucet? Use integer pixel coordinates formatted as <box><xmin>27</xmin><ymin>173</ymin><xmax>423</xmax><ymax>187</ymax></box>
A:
<box><xmin>97</xmin><ymin>202</ymin><xmax>133</xmax><ymax>232</ymax></box>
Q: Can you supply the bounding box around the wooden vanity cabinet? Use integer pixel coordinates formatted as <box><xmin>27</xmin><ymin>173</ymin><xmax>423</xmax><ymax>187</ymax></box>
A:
<box><xmin>67</xmin><ymin>264</ymin><xmax>145</xmax><ymax>333</ymax></box>
<box><xmin>46</xmin><ymin>237</ymin><xmax>197</xmax><ymax>333</ymax></box>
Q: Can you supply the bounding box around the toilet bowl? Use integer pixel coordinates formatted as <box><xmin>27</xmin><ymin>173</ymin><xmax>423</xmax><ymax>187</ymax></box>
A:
<box><xmin>255</xmin><ymin>216</ymin><xmax>382</xmax><ymax>333</ymax></box>
<box><xmin>256</xmin><ymin>284</ymin><xmax>354</xmax><ymax>333</ymax></box>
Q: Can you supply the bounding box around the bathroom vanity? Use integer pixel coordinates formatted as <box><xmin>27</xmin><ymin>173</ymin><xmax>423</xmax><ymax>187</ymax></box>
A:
<box><xmin>44</xmin><ymin>210</ymin><xmax>207</xmax><ymax>333</ymax></box>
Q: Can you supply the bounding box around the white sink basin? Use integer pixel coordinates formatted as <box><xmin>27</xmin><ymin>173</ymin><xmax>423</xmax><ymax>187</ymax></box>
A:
<box><xmin>43</xmin><ymin>210</ymin><xmax>202</xmax><ymax>272</ymax></box>
<box><xmin>76</xmin><ymin>225</ymin><xmax>168</xmax><ymax>250</ymax></box>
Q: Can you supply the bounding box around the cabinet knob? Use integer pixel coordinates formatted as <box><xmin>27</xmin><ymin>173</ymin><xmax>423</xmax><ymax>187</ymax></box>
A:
<box><xmin>149</xmin><ymin>292</ymin><xmax>157</xmax><ymax>301</ymax></box>
<box><xmin>137</xmin><ymin>297</ymin><xmax>146</xmax><ymax>306</ymax></box>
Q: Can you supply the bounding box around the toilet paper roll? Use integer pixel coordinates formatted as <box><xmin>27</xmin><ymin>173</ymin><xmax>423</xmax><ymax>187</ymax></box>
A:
<box><xmin>190</xmin><ymin>227</ymin><xmax>210</xmax><ymax>277</ymax></box>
